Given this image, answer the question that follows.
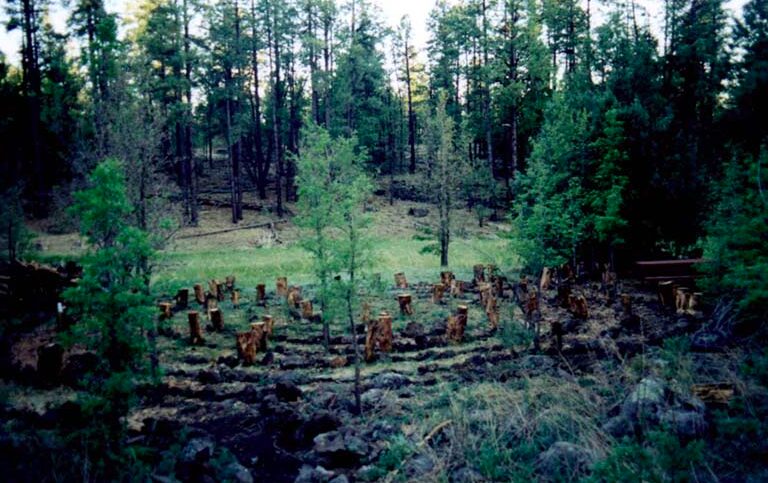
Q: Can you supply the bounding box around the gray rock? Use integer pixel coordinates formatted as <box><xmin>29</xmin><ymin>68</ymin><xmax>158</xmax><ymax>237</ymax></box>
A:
<box><xmin>180</xmin><ymin>437</ymin><xmax>215</xmax><ymax>464</ymax></box>
<box><xmin>294</xmin><ymin>465</ymin><xmax>335</xmax><ymax>483</ymax></box>
<box><xmin>224</xmin><ymin>461</ymin><xmax>253</xmax><ymax>483</ymax></box>
<box><xmin>536</xmin><ymin>442</ymin><xmax>593</xmax><ymax>481</ymax></box>
<box><xmin>407</xmin><ymin>207</ymin><xmax>430</xmax><ymax>218</ymax></box>
<box><xmin>328</xmin><ymin>476</ymin><xmax>349</xmax><ymax>483</ymax></box>
<box><xmin>450</xmin><ymin>466</ymin><xmax>484</xmax><ymax>482</ymax></box>
<box><xmin>404</xmin><ymin>454</ymin><xmax>435</xmax><ymax>477</ymax></box>
<box><xmin>371</xmin><ymin>372</ymin><xmax>411</xmax><ymax>390</ymax></box>
<box><xmin>603</xmin><ymin>415</ymin><xmax>634</xmax><ymax>439</ymax></box>
<box><xmin>621</xmin><ymin>377</ymin><xmax>667</xmax><ymax>424</ymax></box>
<box><xmin>313</xmin><ymin>430</ymin><xmax>368</xmax><ymax>468</ymax></box>
<box><xmin>660</xmin><ymin>409</ymin><xmax>708</xmax><ymax>438</ymax></box>
<box><xmin>361</xmin><ymin>388</ymin><xmax>387</xmax><ymax>409</ymax></box>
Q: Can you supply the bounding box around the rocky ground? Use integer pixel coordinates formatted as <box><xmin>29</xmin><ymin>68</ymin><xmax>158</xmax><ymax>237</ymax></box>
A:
<box><xmin>4</xmin><ymin>267</ymin><xmax>765</xmax><ymax>482</ymax></box>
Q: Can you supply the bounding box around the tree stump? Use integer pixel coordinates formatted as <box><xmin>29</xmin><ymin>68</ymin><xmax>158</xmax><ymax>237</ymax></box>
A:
<box><xmin>225</xmin><ymin>275</ymin><xmax>236</xmax><ymax>292</ymax></box>
<box><xmin>676</xmin><ymin>287</ymin><xmax>690</xmax><ymax>314</ymax></box>
<box><xmin>210</xmin><ymin>308</ymin><xmax>224</xmax><ymax>331</ymax></box>
<box><xmin>158</xmin><ymin>302</ymin><xmax>172</xmax><ymax>320</ymax></box>
<box><xmin>175</xmin><ymin>289</ymin><xmax>189</xmax><ymax>309</ymax></box>
<box><xmin>236</xmin><ymin>331</ymin><xmax>258</xmax><ymax>366</ymax></box>
<box><xmin>514</xmin><ymin>276</ymin><xmax>529</xmax><ymax>304</ymax></box>
<box><xmin>377</xmin><ymin>313</ymin><xmax>393</xmax><ymax>353</ymax></box>
<box><xmin>446</xmin><ymin>305</ymin><xmax>469</xmax><ymax>342</ymax></box>
<box><xmin>440</xmin><ymin>271</ymin><xmax>454</xmax><ymax>286</ymax></box>
<box><xmin>540</xmin><ymin>267</ymin><xmax>552</xmax><ymax>291</ymax></box>
<box><xmin>256</xmin><ymin>284</ymin><xmax>266</xmax><ymax>305</ymax></box>
<box><xmin>492</xmin><ymin>276</ymin><xmax>506</xmax><ymax>298</ymax></box>
<box><xmin>557</xmin><ymin>284</ymin><xmax>572</xmax><ymax>309</ymax></box>
<box><xmin>37</xmin><ymin>342</ymin><xmax>64</xmax><ymax>384</ymax></box>
<box><xmin>361</xmin><ymin>301</ymin><xmax>372</xmax><ymax>324</ymax></box>
<box><xmin>188</xmin><ymin>311</ymin><xmax>205</xmax><ymax>345</ymax></box>
<box><xmin>261</xmin><ymin>315</ymin><xmax>275</xmax><ymax>337</ymax></box>
<box><xmin>478</xmin><ymin>283</ymin><xmax>493</xmax><ymax>309</ymax></box>
<box><xmin>194</xmin><ymin>283</ymin><xmax>205</xmax><ymax>304</ymax></box>
<box><xmin>688</xmin><ymin>292</ymin><xmax>702</xmax><ymax>315</ymax></box>
<box><xmin>450</xmin><ymin>279</ymin><xmax>464</xmax><ymax>297</ymax></box>
<box><xmin>287</xmin><ymin>286</ymin><xmax>302</xmax><ymax>308</ymax></box>
<box><xmin>551</xmin><ymin>321</ymin><xmax>564</xmax><ymax>352</ymax></box>
<box><xmin>473</xmin><ymin>264</ymin><xmax>485</xmax><ymax>284</ymax></box>
<box><xmin>398</xmin><ymin>294</ymin><xmax>414</xmax><ymax>315</ymax></box>
<box><xmin>276</xmin><ymin>277</ymin><xmax>288</xmax><ymax>297</ymax></box>
<box><xmin>250</xmin><ymin>322</ymin><xmax>269</xmax><ymax>351</ymax></box>
<box><xmin>205</xmin><ymin>295</ymin><xmax>218</xmax><ymax>319</ymax></box>
<box><xmin>216</xmin><ymin>282</ymin><xmax>226</xmax><ymax>302</ymax></box>
<box><xmin>621</xmin><ymin>293</ymin><xmax>632</xmax><ymax>316</ymax></box>
<box><xmin>432</xmin><ymin>283</ymin><xmax>445</xmax><ymax>304</ymax></box>
<box><xmin>231</xmin><ymin>289</ymin><xmax>240</xmax><ymax>308</ymax></box>
<box><xmin>486</xmin><ymin>264</ymin><xmax>498</xmax><ymax>278</ymax></box>
<box><xmin>394</xmin><ymin>272</ymin><xmax>408</xmax><ymax>288</ymax></box>
<box><xmin>569</xmin><ymin>294</ymin><xmax>589</xmax><ymax>319</ymax></box>
<box><xmin>209</xmin><ymin>279</ymin><xmax>220</xmax><ymax>299</ymax></box>
<box><xmin>485</xmin><ymin>296</ymin><xmax>499</xmax><ymax>330</ymax></box>
<box><xmin>525</xmin><ymin>291</ymin><xmax>538</xmax><ymax>319</ymax></box>
<box><xmin>301</xmin><ymin>300</ymin><xmax>314</xmax><ymax>319</ymax></box>
<box><xmin>658</xmin><ymin>281</ymin><xmax>675</xmax><ymax>307</ymax></box>
<box><xmin>365</xmin><ymin>321</ymin><xmax>376</xmax><ymax>362</ymax></box>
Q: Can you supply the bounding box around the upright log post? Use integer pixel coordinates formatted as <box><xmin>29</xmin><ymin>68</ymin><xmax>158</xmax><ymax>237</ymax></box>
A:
<box><xmin>194</xmin><ymin>283</ymin><xmax>205</xmax><ymax>304</ymax></box>
<box><xmin>175</xmin><ymin>289</ymin><xmax>189</xmax><ymax>309</ymax></box>
<box><xmin>377</xmin><ymin>312</ymin><xmax>393</xmax><ymax>353</ymax></box>
<box><xmin>236</xmin><ymin>331</ymin><xmax>257</xmax><ymax>365</ymax></box>
<box><xmin>287</xmin><ymin>286</ymin><xmax>302</xmax><ymax>308</ymax></box>
<box><xmin>158</xmin><ymin>302</ymin><xmax>172</xmax><ymax>320</ymax></box>
<box><xmin>676</xmin><ymin>287</ymin><xmax>690</xmax><ymax>314</ymax></box>
<box><xmin>394</xmin><ymin>272</ymin><xmax>408</xmax><ymax>288</ymax></box>
<box><xmin>432</xmin><ymin>283</ymin><xmax>445</xmax><ymax>304</ymax></box>
<box><xmin>621</xmin><ymin>293</ymin><xmax>632</xmax><ymax>316</ymax></box>
<box><xmin>231</xmin><ymin>289</ymin><xmax>240</xmax><ymax>308</ymax></box>
<box><xmin>450</xmin><ymin>279</ymin><xmax>464</xmax><ymax>297</ymax></box>
<box><xmin>276</xmin><ymin>277</ymin><xmax>288</xmax><ymax>297</ymax></box>
<box><xmin>206</xmin><ymin>294</ymin><xmax>218</xmax><ymax>319</ymax></box>
<box><xmin>447</xmin><ymin>305</ymin><xmax>469</xmax><ymax>342</ymax></box>
<box><xmin>398</xmin><ymin>294</ymin><xmax>414</xmax><ymax>315</ymax></box>
<box><xmin>485</xmin><ymin>295</ymin><xmax>499</xmax><ymax>330</ymax></box>
<box><xmin>440</xmin><ymin>271</ymin><xmax>454</xmax><ymax>286</ymax></box>
<box><xmin>211</xmin><ymin>308</ymin><xmax>224</xmax><ymax>331</ymax></box>
<box><xmin>188</xmin><ymin>311</ymin><xmax>204</xmax><ymax>345</ymax></box>
<box><xmin>540</xmin><ymin>267</ymin><xmax>552</xmax><ymax>291</ymax></box>
<box><xmin>225</xmin><ymin>275</ymin><xmax>236</xmax><ymax>292</ymax></box>
<box><xmin>569</xmin><ymin>294</ymin><xmax>589</xmax><ymax>319</ymax></box>
<box><xmin>216</xmin><ymin>282</ymin><xmax>226</xmax><ymax>302</ymax></box>
<box><xmin>473</xmin><ymin>264</ymin><xmax>485</xmax><ymax>284</ymax></box>
<box><xmin>301</xmin><ymin>300</ymin><xmax>314</xmax><ymax>319</ymax></box>
<box><xmin>658</xmin><ymin>281</ymin><xmax>675</xmax><ymax>307</ymax></box>
<box><xmin>251</xmin><ymin>322</ymin><xmax>269</xmax><ymax>351</ymax></box>
<box><xmin>209</xmin><ymin>279</ymin><xmax>220</xmax><ymax>300</ymax></box>
<box><xmin>256</xmin><ymin>284</ymin><xmax>266</xmax><ymax>305</ymax></box>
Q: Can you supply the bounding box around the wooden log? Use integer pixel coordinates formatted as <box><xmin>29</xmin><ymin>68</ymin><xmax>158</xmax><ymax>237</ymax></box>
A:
<box><xmin>301</xmin><ymin>300</ymin><xmax>314</xmax><ymax>319</ymax></box>
<box><xmin>216</xmin><ymin>282</ymin><xmax>226</xmax><ymax>302</ymax></box>
<box><xmin>175</xmin><ymin>289</ymin><xmax>189</xmax><ymax>309</ymax></box>
<box><xmin>432</xmin><ymin>283</ymin><xmax>445</xmax><ymax>304</ymax></box>
<box><xmin>231</xmin><ymin>290</ymin><xmax>240</xmax><ymax>308</ymax></box>
<box><xmin>365</xmin><ymin>320</ymin><xmax>377</xmax><ymax>362</ymax></box>
<box><xmin>256</xmin><ymin>284</ymin><xmax>266</xmax><ymax>305</ymax></box>
<box><xmin>377</xmin><ymin>313</ymin><xmax>393</xmax><ymax>352</ymax></box>
<box><xmin>658</xmin><ymin>281</ymin><xmax>675</xmax><ymax>307</ymax></box>
<box><xmin>276</xmin><ymin>277</ymin><xmax>288</xmax><ymax>297</ymax></box>
<box><xmin>691</xmin><ymin>383</ymin><xmax>735</xmax><ymax>406</ymax></box>
<box><xmin>287</xmin><ymin>286</ymin><xmax>302</xmax><ymax>308</ymax></box>
<box><xmin>158</xmin><ymin>302</ymin><xmax>172</xmax><ymax>320</ymax></box>
<box><xmin>540</xmin><ymin>267</ymin><xmax>552</xmax><ymax>291</ymax></box>
<box><xmin>398</xmin><ymin>294</ymin><xmax>414</xmax><ymax>316</ymax></box>
<box><xmin>188</xmin><ymin>311</ymin><xmax>205</xmax><ymax>345</ymax></box>
<box><xmin>210</xmin><ymin>308</ymin><xmax>224</xmax><ymax>331</ymax></box>
<box><xmin>440</xmin><ymin>271</ymin><xmax>454</xmax><ymax>286</ymax></box>
<box><xmin>262</xmin><ymin>315</ymin><xmax>275</xmax><ymax>337</ymax></box>
<box><xmin>394</xmin><ymin>272</ymin><xmax>408</xmax><ymax>289</ymax></box>
<box><xmin>621</xmin><ymin>293</ymin><xmax>632</xmax><ymax>316</ymax></box>
<box><xmin>194</xmin><ymin>283</ymin><xmax>205</xmax><ymax>304</ymax></box>
<box><xmin>473</xmin><ymin>264</ymin><xmax>485</xmax><ymax>284</ymax></box>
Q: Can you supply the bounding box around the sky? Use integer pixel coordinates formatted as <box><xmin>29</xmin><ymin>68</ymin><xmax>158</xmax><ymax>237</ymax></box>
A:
<box><xmin>0</xmin><ymin>0</ymin><xmax>749</xmax><ymax>67</ymax></box>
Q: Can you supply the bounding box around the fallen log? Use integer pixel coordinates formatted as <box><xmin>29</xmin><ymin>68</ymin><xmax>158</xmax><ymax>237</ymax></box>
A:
<box><xmin>176</xmin><ymin>220</ymin><xmax>287</xmax><ymax>239</ymax></box>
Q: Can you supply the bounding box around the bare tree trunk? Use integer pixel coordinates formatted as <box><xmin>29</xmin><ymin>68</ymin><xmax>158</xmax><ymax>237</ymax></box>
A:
<box><xmin>404</xmin><ymin>34</ymin><xmax>416</xmax><ymax>174</ymax></box>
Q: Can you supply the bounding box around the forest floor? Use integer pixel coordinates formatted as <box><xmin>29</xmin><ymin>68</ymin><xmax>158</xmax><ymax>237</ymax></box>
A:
<box><xmin>3</xmin><ymin>182</ymin><xmax>768</xmax><ymax>482</ymax></box>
